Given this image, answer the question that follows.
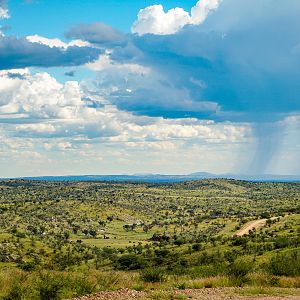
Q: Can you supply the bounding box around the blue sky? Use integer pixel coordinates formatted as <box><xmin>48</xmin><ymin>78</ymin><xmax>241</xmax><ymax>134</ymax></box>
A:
<box><xmin>6</xmin><ymin>1</ymin><xmax>196</xmax><ymax>36</ymax></box>
<box><xmin>0</xmin><ymin>0</ymin><xmax>300</xmax><ymax>177</ymax></box>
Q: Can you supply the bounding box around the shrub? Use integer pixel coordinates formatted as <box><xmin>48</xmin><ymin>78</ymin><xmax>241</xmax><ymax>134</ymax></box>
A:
<box><xmin>174</xmin><ymin>239</ymin><xmax>184</xmax><ymax>246</ymax></box>
<box><xmin>18</xmin><ymin>261</ymin><xmax>36</xmax><ymax>272</ymax></box>
<box><xmin>154</xmin><ymin>249</ymin><xmax>170</xmax><ymax>257</ymax></box>
<box><xmin>2</xmin><ymin>271</ymin><xmax>32</xmax><ymax>300</ymax></box>
<box><xmin>36</xmin><ymin>272</ymin><xmax>63</xmax><ymax>300</ymax></box>
<box><xmin>140</xmin><ymin>268</ymin><xmax>167</xmax><ymax>283</ymax></box>
<box><xmin>3</xmin><ymin>281</ymin><xmax>24</xmax><ymax>300</ymax></box>
<box><xmin>177</xmin><ymin>282</ymin><xmax>187</xmax><ymax>289</ymax></box>
<box><xmin>116</xmin><ymin>254</ymin><xmax>147</xmax><ymax>270</ymax></box>
<box><xmin>71</xmin><ymin>275</ymin><xmax>96</xmax><ymax>296</ymax></box>
<box><xmin>192</xmin><ymin>243</ymin><xmax>201</xmax><ymax>251</ymax></box>
<box><xmin>229</xmin><ymin>257</ymin><xmax>253</xmax><ymax>278</ymax></box>
<box><xmin>273</xmin><ymin>237</ymin><xmax>290</xmax><ymax>249</ymax></box>
<box><xmin>268</xmin><ymin>250</ymin><xmax>300</xmax><ymax>276</ymax></box>
<box><xmin>3</xmin><ymin>286</ymin><xmax>23</xmax><ymax>300</ymax></box>
<box><xmin>95</xmin><ymin>272</ymin><xmax>120</xmax><ymax>291</ymax></box>
<box><xmin>189</xmin><ymin>263</ymin><xmax>228</xmax><ymax>278</ymax></box>
<box><xmin>261</xmin><ymin>212</ymin><xmax>270</xmax><ymax>218</ymax></box>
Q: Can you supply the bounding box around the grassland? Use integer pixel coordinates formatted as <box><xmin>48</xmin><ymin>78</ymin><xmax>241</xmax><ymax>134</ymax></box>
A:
<box><xmin>0</xmin><ymin>179</ymin><xmax>299</xmax><ymax>299</ymax></box>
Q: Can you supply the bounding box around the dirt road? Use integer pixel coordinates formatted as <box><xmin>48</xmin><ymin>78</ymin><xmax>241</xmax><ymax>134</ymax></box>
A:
<box><xmin>236</xmin><ymin>219</ymin><xmax>267</xmax><ymax>236</ymax></box>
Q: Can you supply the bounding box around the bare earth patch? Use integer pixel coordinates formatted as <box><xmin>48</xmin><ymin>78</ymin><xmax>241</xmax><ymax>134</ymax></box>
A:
<box><xmin>69</xmin><ymin>287</ymin><xmax>300</xmax><ymax>300</ymax></box>
<box><xmin>70</xmin><ymin>289</ymin><xmax>145</xmax><ymax>300</ymax></box>
<box><xmin>236</xmin><ymin>219</ymin><xmax>267</xmax><ymax>236</ymax></box>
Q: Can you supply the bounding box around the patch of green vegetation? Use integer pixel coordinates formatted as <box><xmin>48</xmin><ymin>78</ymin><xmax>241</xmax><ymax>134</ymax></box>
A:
<box><xmin>0</xmin><ymin>179</ymin><xmax>299</xmax><ymax>299</ymax></box>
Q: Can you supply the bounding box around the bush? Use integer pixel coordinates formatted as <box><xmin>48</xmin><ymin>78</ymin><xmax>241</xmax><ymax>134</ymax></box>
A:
<box><xmin>18</xmin><ymin>261</ymin><xmax>36</xmax><ymax>272</ymax></box>
<box><xmin>229</xmin><ymin>257</ymin><xmax>253</xmax><ymax>278</ymax></box>
<box><xmin>189</xmin><ymin>263</ymin><xmax>228</xmax><ymax>278</ymax></box>
<box><xmin>174</xmin><ymin>239</ymin><xmax>184</xmax><ymax>246</ymax></box>
<box><xmin>192</xmin><ymin>243</ymin><xmax>201</xmax><ymax>251</ymax></box>
<box><xmin>95</xmin><ymin>272</ymin><xmax>120</xmax><ymax>291</ymax></box>
<box><xmin>115</xmin><ymin>254</ymin><xmax>147</xmax><ymax>270</ymax></box>
<box><xmin>2</xmin><ymin>271</ymin><xmax>33</xmax><ymax>300</ymax></box>
<box><xmin>273</xmin><ymin>237</ymin><xmax>290</xmax><ymax>249</ymax></box>
<box><xmin>71</xmin><ymin>275</ymin><xmax>96</xmax><ymax>296</ymax></box>
<box><xmin>177</xmin><ymin>282</ymin><xmax>187</xmax><ymax>289</ymax></box>
<box><xmin>261</xmin><ymin>212</ymin><xmax>270</xmax><ymax>218</ymax></box>
<box><xmin>154</xmin><ymin>249</ymin><xmax>170</xmax><ymax>257</ymax></box>
<box><xmin>3</xmin><ymin>281</ymin><xmax>25</xmax><ymax>300</ymax></box>
<box><xmin>269</xmin><ymin>250</ymin><xmax>300</xmax><ymax>276</ymax></box>
<box><xmin>36</xmin><ymin>272</ymin><xmax>63</xmax><ymax>300</ymax></box>
<box><xmin>140</xmin><ymin>268</ymin><xmax>167</xmax><ymax>283</ymax></box>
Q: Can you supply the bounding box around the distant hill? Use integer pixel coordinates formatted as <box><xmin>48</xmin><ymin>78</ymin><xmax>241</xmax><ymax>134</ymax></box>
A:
<box><xmin>3</xmin><ymin>173</ymin><xmax>300</xmax><ymax>182</ymax></box>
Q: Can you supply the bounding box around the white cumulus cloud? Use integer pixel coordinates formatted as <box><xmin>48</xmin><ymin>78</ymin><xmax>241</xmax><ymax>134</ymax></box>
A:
<box><xmin>0</xmin><ymin>68</ymin><xmax>248</xmax><ymax>144</ymax></box>
<box><xmin>0</xmin><ymin>67</ymin><xmax>251</xmax><ymax>176</ymax></box>
<box><xmin>132</xmin><ymin>0</ymin><xmax>222</xmax><ymax>35</ymax></box>
<box><xmin>0</xmin><ymin>69</ymin><xmax>82</xmax><ymax>119</ymax></box>
<box><xmin>191</xmin><ymin>0</ymin><xmax>221</xmax><ymax>25</ymax></box>
<box><xmin>26</xmin><ymin>34</ymin><xmax>91</xmax><ymax>48</ymax></box>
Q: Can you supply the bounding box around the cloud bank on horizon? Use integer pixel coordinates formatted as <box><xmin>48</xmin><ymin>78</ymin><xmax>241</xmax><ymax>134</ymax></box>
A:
<box><xmin>0</xmin><ymin>0</ymin><xmax>299</xmax><ymax>177</ymax></box>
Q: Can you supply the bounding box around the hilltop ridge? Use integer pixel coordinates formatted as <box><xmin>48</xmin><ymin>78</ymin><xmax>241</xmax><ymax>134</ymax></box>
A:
<box><xmin>3</xmin><ymin>173</ymin><xmax>300</xmax><ymax>183</ymax></box>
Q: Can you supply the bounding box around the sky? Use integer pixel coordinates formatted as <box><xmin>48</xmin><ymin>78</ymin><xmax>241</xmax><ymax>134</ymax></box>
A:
<box><xmin>0</xmin><ymin>0</ymin><xmax>300</xmax><ymax>177</ymax></box>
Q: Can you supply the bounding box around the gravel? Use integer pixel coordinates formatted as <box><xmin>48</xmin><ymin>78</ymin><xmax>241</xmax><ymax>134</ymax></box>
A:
<box><xmin>69</xmin><ymin>287</ymin><xmax>300</xmax><ymax>300</ymax></box>
<box><xmin>70</xmin><ymin>288</ymin><xmax>145</xmax><ymax>300</ymax></box>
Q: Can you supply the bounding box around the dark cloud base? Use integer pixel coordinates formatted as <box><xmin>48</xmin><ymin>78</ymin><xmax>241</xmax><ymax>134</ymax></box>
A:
<box><xmin>0</xmin><ymin>36</ymin><xmax>102</xmax><ymax>69</ymax></box>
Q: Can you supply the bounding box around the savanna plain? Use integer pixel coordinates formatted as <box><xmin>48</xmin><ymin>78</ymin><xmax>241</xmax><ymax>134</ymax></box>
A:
<box><xmin>0</xmin><ymin>179</ymin><xmax>299</xmax><ymax>299</ymax></box>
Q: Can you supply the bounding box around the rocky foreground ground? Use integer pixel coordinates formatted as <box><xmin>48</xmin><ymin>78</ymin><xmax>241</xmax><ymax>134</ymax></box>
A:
<box><xmin>70</xmin><ymin>288</ymin><xmax>300</xmax><ymax>300</ymax></box>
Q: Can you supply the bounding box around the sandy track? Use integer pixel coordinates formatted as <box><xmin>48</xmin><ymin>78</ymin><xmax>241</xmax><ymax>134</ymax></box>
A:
<box><xmin>69</xmin><ymin>288</ymin><xmax>300</xmax><ymax>300</ymax></box>
<box><xmin>236</xmin><ymin>219</ymin><xmax>267</xmax><ymax>236</ymax></box>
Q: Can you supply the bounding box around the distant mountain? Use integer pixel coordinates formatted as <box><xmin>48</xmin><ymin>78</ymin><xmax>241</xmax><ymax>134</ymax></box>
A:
<box><xmin>189</xmin><ymin>172</ymin><xmax>215</xmax><ymax>176</ymax></box>
<box><xmin>16</xmin><ymin>174</ymin><xmax>199</xmax><ymax>183</ymax></box>
<box><xmin>2</xmin><ymin>172</ymin><xmax>300</xmax><ymax>183</ymax></box>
